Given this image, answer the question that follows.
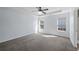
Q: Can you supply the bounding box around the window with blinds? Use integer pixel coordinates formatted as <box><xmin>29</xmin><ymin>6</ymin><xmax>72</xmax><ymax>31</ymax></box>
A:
<box><xmin>57</xmin><ymin>17</ymin><xmax>66</xmax><ymax>31</ymax></box>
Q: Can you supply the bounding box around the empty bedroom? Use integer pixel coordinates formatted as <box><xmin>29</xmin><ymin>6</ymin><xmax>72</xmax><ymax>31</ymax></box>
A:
<box><xmin>0</xmin><ymin>7</ymin><xmax>78</xmax><ymax>51</ymax></box>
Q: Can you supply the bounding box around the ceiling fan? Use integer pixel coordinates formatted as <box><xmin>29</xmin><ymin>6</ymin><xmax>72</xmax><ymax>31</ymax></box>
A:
<box><xmin>32</xmin><ymin>7</ymin><xmax>62</xmax><ymax>16</ymax></box>
<box><xmin>36</xmin><ymin>7</ymin><xmax>48</xmax><ymax>14</ymax></box>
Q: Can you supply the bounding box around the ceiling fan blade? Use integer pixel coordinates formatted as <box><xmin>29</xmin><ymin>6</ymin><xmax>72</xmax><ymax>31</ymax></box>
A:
<box><xmin>42</xmin><ymin>11</ymin><xmax>46</xmax><ymax>14</ymax></box>
<box><xmin>43</xmin><ymin>9</ymin><xmax>48</xmax><ymax>11</ymax></box>
<box><xmin>36</xmin><ymin>7</ymin><xmax>42</xmax><ymax>11</ymax></box>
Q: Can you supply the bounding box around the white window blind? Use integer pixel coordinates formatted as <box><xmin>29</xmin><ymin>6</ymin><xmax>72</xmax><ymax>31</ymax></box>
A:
<box><xmin>57</xmin><ymin>17</ymin><xmax>66</xmax><ymax>31</ymax></box>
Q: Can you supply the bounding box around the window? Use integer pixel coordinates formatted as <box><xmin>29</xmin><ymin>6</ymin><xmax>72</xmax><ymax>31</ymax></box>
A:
<box><xmin>40</xmin><ymin>25</ymin><xmax>44</xmax><ymax>29</ymax></box>
<box><xmin>40</xmin><ymin>20</ymin><xmax>44</xmax><ymax>29</ymax></box>
<box><xmin>57</xmin><ymin>17</ymin><xmax>66</xmax><ymax>31</ymax></box>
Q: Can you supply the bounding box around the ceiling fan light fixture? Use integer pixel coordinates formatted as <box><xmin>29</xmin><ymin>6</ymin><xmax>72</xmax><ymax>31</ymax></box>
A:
<box><xmin>38</xmin><ymin>11</ymin><xmax>43</xmax><ymax>15</ymax></box>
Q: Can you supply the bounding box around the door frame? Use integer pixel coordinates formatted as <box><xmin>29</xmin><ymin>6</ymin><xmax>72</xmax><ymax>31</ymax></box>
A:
<box><xmin>69</xmin><ymin>8</ymin><xmax>78</xmax><ymax>48</ymax></box>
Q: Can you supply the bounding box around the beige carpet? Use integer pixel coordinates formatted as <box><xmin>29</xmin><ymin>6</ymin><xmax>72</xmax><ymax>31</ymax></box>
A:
<box><xmin>0</xmin><ymin>33</ymin><xmax>77</xmax><ymax>51</ymax></box>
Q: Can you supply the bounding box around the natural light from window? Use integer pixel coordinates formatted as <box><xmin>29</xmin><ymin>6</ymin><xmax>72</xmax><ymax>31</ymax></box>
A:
<box><xmin>42</xmin><ymin>35</ymin><xmax>57</xmax><ymax>37</ymax></box>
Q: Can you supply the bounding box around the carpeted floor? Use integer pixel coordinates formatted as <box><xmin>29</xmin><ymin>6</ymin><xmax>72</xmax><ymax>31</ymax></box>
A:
<box><xmin>0</xmin><ymin>34</ymin><xmax>77</xmax><ymax>51</ymax></box>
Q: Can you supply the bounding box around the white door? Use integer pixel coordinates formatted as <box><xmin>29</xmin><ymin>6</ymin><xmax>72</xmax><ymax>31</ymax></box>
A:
<box><xmin>69</xmin><ymin>9</ymin><xmax>77</xmax><ymax>48</ymax></box>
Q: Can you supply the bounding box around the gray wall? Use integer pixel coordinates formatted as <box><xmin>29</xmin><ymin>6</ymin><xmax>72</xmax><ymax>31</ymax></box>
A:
<box><xmin>77</xmin><ymin>17</ymin><xmax>79</xmax><ymax>41</ymax></box>
<box><xmin>40</xmin><ymin>13</ymin><xmax>70</xmax><ymax>37</ymax></box>
<box><xmin>0</xmin><ymin>8</ymin><xmax>36</xmax><ymax>42</ymax></box>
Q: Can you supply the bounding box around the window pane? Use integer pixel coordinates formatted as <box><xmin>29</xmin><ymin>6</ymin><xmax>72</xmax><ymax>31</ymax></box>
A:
<box><xmin>57</xmin><ymin>17</ymin><xmax>66</xmax><ymax>31</ymax></box>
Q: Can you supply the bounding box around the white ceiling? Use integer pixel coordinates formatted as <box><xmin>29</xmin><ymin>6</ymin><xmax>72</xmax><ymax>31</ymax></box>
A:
<box><xmin>24</xmin><ymin>7</ymin><xmax>75</xmax><ymax>16</ymax></box>
<box><xmin>10</xmin><ymin>7</ymin><xmax>75</xmax><ymax>16</ymax></box>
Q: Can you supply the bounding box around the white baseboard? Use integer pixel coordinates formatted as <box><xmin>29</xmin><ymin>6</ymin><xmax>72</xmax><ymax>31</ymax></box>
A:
<box><xmin>0</xmin><ymin>33</ymin><xmax>34</xmax><ymax>43</ymax></box>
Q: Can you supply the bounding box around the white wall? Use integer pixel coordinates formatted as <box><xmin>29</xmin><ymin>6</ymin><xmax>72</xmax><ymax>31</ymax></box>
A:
<box><xmin>39</xmin><ymin>12</ymin><xmax>70</xmax><ymax>37</ymax></box>
<box><xmin>69</xmin><ymin>9</ymin><xmax>77</xmax><ymax>47</ymax></box>
<box><xmin>0</xmin><ymin>7</ymin><xmax>36</xmax><ymax>43</ymax></box>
